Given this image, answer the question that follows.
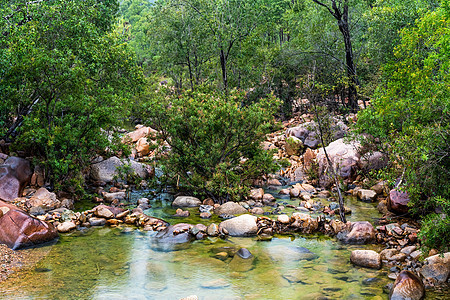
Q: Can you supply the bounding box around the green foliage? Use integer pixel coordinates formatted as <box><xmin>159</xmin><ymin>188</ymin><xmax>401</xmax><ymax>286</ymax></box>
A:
<box><xmin>419</xmin><ymin>197</ymin><xmax>450</xmax><ymax>252</ymax></box>
<box><xmin>356</xmin><ymin>1</ymin><xmax>450</xmax><ymax>250</ymax></box>
<box><xmin>0</xmin><ymin>0</ymin><xmax>144</xmax><ymax>191</ymax></box>
<box><xmin>143</xmin><ymin>87</ymin><xmax>280</xmax><ymax>202</ymax></box>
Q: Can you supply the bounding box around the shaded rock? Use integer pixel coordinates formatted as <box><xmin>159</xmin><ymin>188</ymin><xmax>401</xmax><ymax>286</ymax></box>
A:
<box><xmin>389</xmin><ymin>270</ymin><xmax>424</xmax><ymax>300</ymax></box>
<box><xmin>200</xmin><ymin>279</ymin><xmax>230</xmax><ymax>289</ymax></box>
<box><xmin>388</xmin><ymin>189</ymin><xmax>410</xmax><ymax>215</ymax></box>
<box><xmin>350</xmin><ymin>250</ymin><xmax>381</xmax><ymax>269</ymax></box>
<box><xmin>57</xmin><ymin>221</ymin><xmax>76</xmax><ymax>233</ymax></box>
<box><xmin>419</xmin><ymin>252</ymin><xmax>450</xmax><ymax>284</ymax></box>
<box><xmin>218</xmin><ymin>214</ymin><xmax>257</xmax><ymax>236</ymax></box>
<box><xmin>359</xmin><ymin>151</ymin><xmax>388</xmax><ymax>171</ymax></box>
<box><xmin>172</xmin><ymin>196</ymin><xmax>201</xmax><ymax>208</ymax></box>
<box><xmin>337</xmin><ymin>221</ymin><xmax>375</xmax><ymax>244</ymax></box>
<box><xmin>0</xmin><ymin>200</ymin><xmax>58</xmax><ymax>249</ymax></box>
<box><xmin>214</xmin><ymin>202</ymin><xmax>247</xmax><ymax>215</ymax></box>
<box><xmin>285</xmin><ymin>136</ymin><xmax>303</xmax><ymax>156</ymax></box>
<box><xmin>102</xmin><ymin>191</ymin><xmax>126</xmax><ymax>202</ymax></box>
<box><xmin>89</xmin><ymin>156</ymin><xmax>122</xmax><ymax>182</ymax></box>
<box><xmin>262</xmin><ymin>193</ymin><xmax>276</xmax><ymax>206</ymax></box>
<box><xmin>357</xmin><ymin>189</ymin><xmax>377</xmax><ymax>202</ymax></box>
<box><xmin>371</xmin><ymin>181</ymin><xmax>388</xmax><ymax>196</ymax></box>
<box><xmin>0</xmin><ymin>157</ymin><xmax>32</xmax><ymax>202</ymax></box>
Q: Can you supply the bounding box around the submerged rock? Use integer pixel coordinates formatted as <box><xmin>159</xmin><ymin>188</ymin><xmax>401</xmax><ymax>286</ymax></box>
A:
<box><xmin>229</xmin><ymin>248</ymin><xmax>254</xmax><ymax>272</ymax></box>
<box><xmin>389</xmin><ymin>270</ymin><xmax>424</xmax><ymax>300</ymax></box>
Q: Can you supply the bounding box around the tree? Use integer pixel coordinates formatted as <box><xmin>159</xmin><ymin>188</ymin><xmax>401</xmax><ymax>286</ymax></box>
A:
<box><xmin>311</xmin><ymin>0</ymin><xmax>361</xmax><ymax>112</ymax></box>
<box><xmin>0</xmin><ymin>0</ymin><xmax>143</xmax><ymax>190</ymax></box>
<box><xmin>356</xmin><ymin>0</ymin><xmax>449</xmax><ymax>251</ymax></box>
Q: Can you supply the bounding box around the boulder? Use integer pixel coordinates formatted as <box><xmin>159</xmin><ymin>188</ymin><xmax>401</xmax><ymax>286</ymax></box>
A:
<box><xmin>337</xmin><ymin>221</ymin><xmax>376</xmax><ymax>244</ymax></box>
<box><xmin>249</xmin><ymin>188</ymin><xmax>264</xmax><ymax>200</ymax></box>
<box><xmin>155</xmin><ymin>223</ymin><xmax>193</xmax><ymax>244</ymax></box>
<box><xmin>26</xmin><ymin>187</ymin><xmax>61</xmax><ymax>211</ymax></box>
<box><xmin>388</xmin><ymin>189</ymin><xmax>410</xmax><ymax>215</ymax></box>
<box><xmin>371</xmin><ymin>181</ymin><xmax>388</xmax><ymax>195</ymax></box>
<box><xmin>357</xmin><ymin>189</ymin><xmax>377</xmax><ymax>202</ymax></box>
<box><xmin>316</xmin><ymin>138</ymin><xmax>360</xmax><ymax>187</ymax></box>
<box><xmin>0</xmin><ymin>157</ymin><xmax>32</xmax><ymax>202</ymax></box>
<box><xmin>350</xmin><ymin>250</ymin><xmax>381</xmax><ymax>269</ymax></box>
<box><xmin>123</xmin><ymin>126</ymin><xmax>157</xmax><ymax>144</ymax></box>
<box><xmin>93</xmin><ymin>205</ymin><xmax>125</xmax><ymax>219</ymax></box>
<box><xmin>89</xmin><ymin>217</ymin><xmax>106</xmax><ymax>226</ymax></box>
<box><xmin>136</xmin><ymin>137</ymin><xmax>151</xmax><ymax>156</ymax></box>
<box><xmin>277</xmin><ymin>214</ymin><xmax>290</xmax><ymax>224</ymax></box>
<box><xmin>219</xmin><ymin>214</ymin><xmax>257</xmax><ymax>236</ymax></box>
<box><xmin>214</xmin><ymin>202</ymin><xmax>247</xmax><ymax>215</ymax></box>
<box><xmin>172</xmin><ymin>196</ymin><xmax>201</xmax><ymax>207</ymax></box>
<box><xmin>359</xmin><ymin>151</ymin><xmax>388</xmax><ymax>171</ymax></box>
<box><xmin>102</xmin><ymin>191</ymin><xmax>126</xmax><ymax>202</ymax></box>
<box><xmin>250</xmin><ymin>207</ymin><xmax>264</xmax><ymax>215</ymax></box>
<box><xmin>292</xmin><ymin>183</ymin><xmax>316</xmax><ymax>193</ymax></box>
<box><xmin>285</xmin><ymin>136</ymin><xmax>303</xmax><ymax>156</ymax></box>
<box><xmin>290</xmin><ymin>212</ymin><xmax>319</xmax><ymax>233</ymax></box>
<box><xmin>303</xmin><ymin>132</ymin><xmax>320</xmax><ymax>149</ymax></box>
<box><xmin>90</xmin><ymin>156</ymin><xmax>123</xmax><ymax>182</ymax></box>
<box><xmin>419</xmin><ymin>252</ymin><xmax>450</xmax><ymax>284</ymax></box>
<box><xmin>389</xmin><ymin>271</ymin><xmax>424</xmax><ymax>300</ymax></box>
<box><xmin>262</xmin><ymin>193</ymin><xmax>276</xmax><ymax>206</ymax></box>
<box><xmin>0</xmin><ymin>200</ymin><xmax>58</xmax><ymax>249</ymax></box>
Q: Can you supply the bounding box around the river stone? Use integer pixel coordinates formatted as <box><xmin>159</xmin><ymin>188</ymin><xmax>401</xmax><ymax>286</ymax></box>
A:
<box><xmin>262</xmin><ymin>193</ymin><xmax>276</xmax><ymax>206</ymax></box>
<box><xmin>207</xmin><ymin>223</ymin><xmax>219</xmax><ymax>236</ymax></box>
<box><xmin>350</xmin><ymin>250</ymin><xmax>381</xmax><ymax>269</ymax></box>
<box><xmin>200</xmin><ymin>278</ymin><xmax>230</xmax><ymax>289</ymax></box>
<box><xmin>214</xmin><ymin>202</ymin><xmax>247</xmax><ymax>215</ymax></box>
<box><xmin>89</xmin><ymin>217</ymin><xmax>106</xmax><ymax>226</ymax></box>
<box><xmin>229</xmin><ymin>248</ymin><xmax>254</xmax><ymax>272</ymax></box>
<box><xmin>357</xmin><ymin>189</ymin><xmax>377</xmax><ymax>202</ymax></box>
<box><xmin>155</xmin><ymin>223</ymin><xmax>193</xmax><ymax>244</ymax></box>
<box><xmin>102</xmin><ymin>191</ymin><xmax>126</xmax><ymax>202</ymax></box>
<box><xmin>389</xmin><ymin>270</ymin><xmax>424</xmax><ymax>300</ymax></box>
<box><xmin>57</xmin><ymin>221</ymin><xmax>76</xmax><ymax>233</ymax></box>
<box><xmin>249</xmin><ymin>188</ymin><xmax>264</xmax><ymax>200</ymax></box>
<box><xmin>250</xmin><ymin>207</ymin><xmax>264</xmax><ymax>215</ymax></box>
<box><xmin>419</xmin><ymin>252</ymin><xmax>450</xmax><ymax>284</ymax></box>
<box><xmin>218</xmin><ymin>214</ymin><xmax>257</xmax><ymax>236</ymax></box>
<box><xmin>89</xmin><ymin>156</ymin><xmax>123</xmax><ymax>182</ymax></box>
<box><xmin>289</xmin><ymin>188</ymin><xmax>300</xmax><ymax>198</ymax></box>
<box><xmin>277</xmin><ymin>214</ymin><xmax>290</xmax><ymax>224</ymax></box>
<box><xmin>337</xmin><ymin>221</ymin><xmax>375</xmax><ymax>244</ymax></box>
<box><xmin>388</xmin><ymin>189</ymin><xmax>410</xmax><ymax>215</ymax></box>
<box><xmin>172</xmin><ymin>196</ymin><xmax>201</xmax><ymax>207</ymax></box>
<box><xmin>26</xmin><ymin>187</ymin><xmax>61</xmax><ymax>211</ymax></box>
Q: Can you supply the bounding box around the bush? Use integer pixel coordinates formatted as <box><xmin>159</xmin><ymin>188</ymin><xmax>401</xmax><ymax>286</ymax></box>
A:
<box><xmin>144</xmin><ymin>87</ymin><xmax>280</xmax><ymax>202</ymax></box>
<box><xmin>355</xmin><ymin>2</ymin><xmax>450</xmax><ymax>251</ymax></box>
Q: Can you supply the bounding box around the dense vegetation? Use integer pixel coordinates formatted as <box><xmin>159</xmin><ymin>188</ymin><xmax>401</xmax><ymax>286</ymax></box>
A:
<box><xmin>0</xmin><ymin>0</ymin><xmax>448</xmax><ymax>250</ymax></box>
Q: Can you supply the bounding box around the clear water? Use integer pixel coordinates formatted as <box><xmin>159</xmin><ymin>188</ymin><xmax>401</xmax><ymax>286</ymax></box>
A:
<box><xmin>0</xmin><ymin>189</ymin><xmax>447</xmax><ymax>299</ymax></box>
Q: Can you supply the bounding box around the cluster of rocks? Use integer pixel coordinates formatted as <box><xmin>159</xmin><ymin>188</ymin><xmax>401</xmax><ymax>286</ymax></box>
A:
<box><xmin>121</xmin><ymin>125</ymin><xmax>164</xmax><ymax>160</ymax></box>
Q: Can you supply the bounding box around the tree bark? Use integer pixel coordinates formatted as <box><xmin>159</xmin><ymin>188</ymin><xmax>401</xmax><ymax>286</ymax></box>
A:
<box><xmin>220</xmin><ymin>48</ymin><xmax>228</xmax><ymax>91</ymax></box>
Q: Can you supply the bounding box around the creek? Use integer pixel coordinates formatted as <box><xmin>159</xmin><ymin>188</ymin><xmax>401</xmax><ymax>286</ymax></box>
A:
<box><xmin>0</xmin><ymin>188</ymin><xmax>445</xmax><ymax>299</ymax></box>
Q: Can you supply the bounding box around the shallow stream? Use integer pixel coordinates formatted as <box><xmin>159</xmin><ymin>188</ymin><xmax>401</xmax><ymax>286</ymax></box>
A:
<box><xmin>0</xmin><ymin>189</ymin><xmax>446</xmax><ymax>299</ymax></box>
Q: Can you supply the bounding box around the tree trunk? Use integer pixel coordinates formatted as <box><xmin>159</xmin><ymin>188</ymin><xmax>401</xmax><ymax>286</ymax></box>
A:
<box><xmin>220</xmin><ymin>49</ymin><xmax>228</xmax><ymax>91</ymax></box>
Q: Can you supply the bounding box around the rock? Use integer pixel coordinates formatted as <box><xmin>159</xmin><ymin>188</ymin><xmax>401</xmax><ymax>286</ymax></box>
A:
<box><xmin>174</xmin><ymin>208</ymin><xmax>190</xmax><ymax>217</ymax></box>
<box><xmin>419</xmin><ymin>252</ymin><xmax>450</xmax><ymax>284</ymax></box>
<box><xmin>218</xmin><ymin>214</ymin><xmax>257</xmax><ymax>236</ymax></box>
<box><xmin>350</xmin><ymin>250</ymin><xmax>381</xmax><ymax>269</ymax></box>
<box><xmin>0</xmin><ymin>157</ymin><xmax>32</xmax><ymax>202</ymax></box>
<box><xmin>262</xmin><ymin>193</ymin><xmax>276</xmax><ymax>206</ymax></box>
<box><xmin>337</xmin><ymin>221</ymin><xmax>375</xmax><ymax>244</ymax></box>
<box><xmin>93</xmin><ymin>205</ymin><xmax>112</xmax><ymax>219</ymax></box>
<box><xmin>290</xmin><ymin>212</ymin><xmax>319</xmax><ymax>233</ymax></box>
<box><xmin>292</xmin><ymin>183</ymin><xmax>316</xmax><ymax>193</ymax></box>
<box><xmin>381</xmin><ymin>249</ymin><xmax>399</xmax><ymax>261</ymax></box>
<box><xmin>279</xmin><ymin>189</ymin><xmax>290</xmax><ymax>195</ymax></box>
<box><xmin>172</xmin><ymin>196</ymin><xmax>201</xmax><ymax>208</ymax></box>
<box><xmin>155</xmin><ymin>223</ymin><xmax>193</xmax><ymax>244</ymax></box>
<box><xmin>303</xmin><ymin>148</ymin><xmax>317</xmax><ymax>169</ymax></box>
<box><xmin>304</xmin><ymin>132</ymin><xmax>320</xmax><ymax>149</ymax></box>
<box><xmin>410</xmin><ymin>250</ymin><xmax>422</xmax><ymax>260</ymax></box>
<box><xmin>277</xmin><ymin>214</ymin><xmax>290</xmax><ymax>224</ymax></box>
<box><xmin>214</xmin><ymin>202</ymin><xmax>247</xmax><ymax>215</ymax></box>
<box><xmin>389</xmin><ymin>270</ymin><xmax>424</xmax><ymax>300</ymax></box>
<box><xmin>199</xmin><ymin>212</ymin><xmax>211</xmax><ymax>219</ymax></box>
<box><xmin>388</xmin><ymin>189</ymin><xmax>410</xmax><ymax>215</ymax></box>
<box><xmin>89</xmin><ymin>217</ymin><xmax>106</xmax><ymax>226</ymax></box>
<box><xmin>285</xmin><ymin>136</ymin><xmax>303</xmax><ymax>156</ymax></box>
<box><xmin>127</xmin><ymin>159</ymin><xmax>150</xmax><ymax>179</ymax></box>
<box><xmin>123</xmin><ymin>126</ymin><xmax>157</xmax><ymax>143</ymax></box>
<box><xmin>357</xmin><ymin>189</ymin><xmax>377</xmax><ymax>202</ymax></box>
<box><xmin>371</xmin><ymin>181</ymin><xmax>387</xmax><ymax>195</ymax></box>
<box><xmin>330</xmin><ymin>219</ymin><xmax>347</xmax><ymax>234</ymax></box>
<box><xmin>200</xmin><ymin>279</ymin><xmax>230</xmax><ymax>289</ymax></box>
<box><xmin>207</xmin><ymin>223</ymin><xmax>220</xmax><ymax>236</ymax></box>
<box><xmin>26</xmin><ymin>187</ymin><xmax>60</xmax><ymax>211</ymax></box>
<box><xmin>269</xmin><ymin>245</ymin><xmax>317</xmax><ymax>262</ymax></box>
<box><xmin>400</xmin><ymin>246</ymin><xmax>417</xmax><ymax>256</ymax></box>
<box><xmin>262</xmin><ymin>141</ymin><xmax>277</xmax><ymax>151</ymax></box>
<box><xmin>359</xmin><ymin>151</ymin><xmax>388</xmax><ymax>171</ymax></box>
<box><xmin>57</xmin><ymin>221</ymin><xmax>76</xmax><ymax>233</ymax></box>
<box><xmin>316</xmin><ymin>138</ymin><xmax>360</xmax><ymax>187</ymax></box>
<box><xmin>102</xmin><ymin>191</ymin><xmax>126</xmax><ymax>202</ymax></box>
<box><xmin>136</xmin><ymin>137</ymin><xmax>151</xmax><ymax>156</ymax></box>
<box><xmin>249</xmin><ymin>188</ymin><xmax>264</xmax><ymax>200</ymax></box>
<box><xmin>0</xmin><ymin>200</ymin><xmax>58</xmax><ymax>249</ymax></box>
<box><xmin>199</xmin><ymin>205</ymin><xmax>213</xmax><ymax>213</ymax></box>
<box><xmin>289</xmin><ymin>188</ymin><xmax>300</xmax><ymax>198</ymax></box>
<box><xmin>229</xmin><ymin>248</ymin><xmax>254</xmax><ymax>272</ymax></box>
<box><xmin>90</xmin><ymin>156</ymin><xmax>123</xmax><ymax>182</ymax></box>
<box><xmin>250</xmin><ymin>207</ymin><xmax>264</xmax><ymax>215</ymax></box>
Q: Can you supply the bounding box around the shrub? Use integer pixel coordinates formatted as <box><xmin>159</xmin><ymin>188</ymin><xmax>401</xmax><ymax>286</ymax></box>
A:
<box><xmin>144</xmin><ymin>87</ymin><xmax>280</xmax><ymax>202</ymax></box>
